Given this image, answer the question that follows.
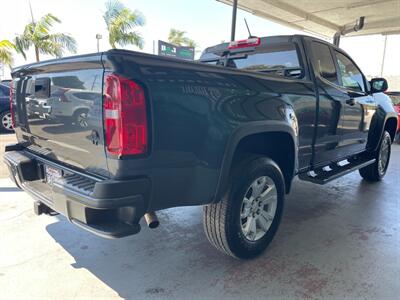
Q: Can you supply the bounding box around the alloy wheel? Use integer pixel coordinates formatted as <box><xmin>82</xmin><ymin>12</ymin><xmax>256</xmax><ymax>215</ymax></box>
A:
<box><xmin>1</xmin><ymin>112</ymin><xmax>13</xmax><ymax>131</ymax></box>
<box><xmin>240</xmin><ymin>176</ymin><xmax>278</xmax><ymax>241</ymax></box>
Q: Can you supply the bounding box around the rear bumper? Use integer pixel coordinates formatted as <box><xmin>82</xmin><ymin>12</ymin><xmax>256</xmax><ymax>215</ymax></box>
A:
<box><xmin>4</xmin><ymin>146</ymin><xmax>150</xmax><ymax>238</ymax></box>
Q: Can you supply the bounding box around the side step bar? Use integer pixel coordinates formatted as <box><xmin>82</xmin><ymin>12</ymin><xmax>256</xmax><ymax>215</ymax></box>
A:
<box><xmin>299</xmin><ymin>157</ymin><xmax>376</xmax><ymax>185</ymax></box>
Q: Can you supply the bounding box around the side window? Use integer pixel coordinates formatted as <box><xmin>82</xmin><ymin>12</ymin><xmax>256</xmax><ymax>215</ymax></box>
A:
<box><xmin>311</xmin><ymin>42</ymin><xmax>338</xmax><ymax>84</ymax></box>
<box><xmin>335</xmin><ymin>51</ymin><xmax>365</xmax><ymax>92</ymax></box>
<box><xmin>0</xmin><ymin>87</ymin><xmax>4</xmax><ymax>97</ymax></box>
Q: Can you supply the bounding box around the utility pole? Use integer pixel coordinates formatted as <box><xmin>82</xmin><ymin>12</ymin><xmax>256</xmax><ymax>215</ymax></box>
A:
<box><xmin>29</xmin><ymin>0</ymin><xmax>35</xmax><ymax>23</ymax></box>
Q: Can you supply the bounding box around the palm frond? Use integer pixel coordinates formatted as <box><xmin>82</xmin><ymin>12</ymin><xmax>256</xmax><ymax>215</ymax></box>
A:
<box><xmin>0</xmin><ymin>40</ymin><xmax>16</xmax><ymax>66</ymax></box>
<box><xmin>14</xmin><ymin>36</ymin><xmax>30</xmax><ymax>59</ymax></box>
<box><xmin>168</xmin><ymin>29</ymin><xmax>187</xmax><ymax>46</ymax></box>
<box><xmin>104</xmin><ymin>0</ymin><xmax>125</xmax><ymax>26</ymax></box>
<box><xmin>104</xmin><ymin>0</ymin><xmax>145</xmax><ymax>49</ymax></box>
<box><xmin>47</xmin><ymin>33</ymin><xmax>77</xmax><ymax>53</ymax></box>
<box><xmin>15</xmin><ymin>13</ymin><xmax>76</xmax><ymax>61</ymax></box>
<box><xmin>33</xmin><ymin>14</ymin><xmax>60</xmax><ymax>39</ymax></box>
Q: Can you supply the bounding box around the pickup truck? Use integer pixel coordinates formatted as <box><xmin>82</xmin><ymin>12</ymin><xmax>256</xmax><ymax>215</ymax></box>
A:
<box><xmin>4</xmin><ymin>35</ymin><xmax>398</xmax><ymax>259</ymax></box>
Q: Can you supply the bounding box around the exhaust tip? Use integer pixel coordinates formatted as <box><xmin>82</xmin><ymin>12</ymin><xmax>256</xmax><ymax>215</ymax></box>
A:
<box><xmin>144</xmin><ymin>212</ymin><xmax>159</xmax><ymax>229</ymax></box>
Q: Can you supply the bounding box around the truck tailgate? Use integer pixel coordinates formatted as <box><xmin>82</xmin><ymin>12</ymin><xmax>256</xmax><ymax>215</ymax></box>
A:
<box><xmin>11</xmin><ymin>55</ymin><xmax>109</xmax><ymax>177</ymax></box>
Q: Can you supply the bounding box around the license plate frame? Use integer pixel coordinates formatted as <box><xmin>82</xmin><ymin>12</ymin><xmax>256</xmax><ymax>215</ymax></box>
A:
<box><xmin>45</xmin><ymin>165</ymin><xmax>63</xmax><ymax>185</ymax></box>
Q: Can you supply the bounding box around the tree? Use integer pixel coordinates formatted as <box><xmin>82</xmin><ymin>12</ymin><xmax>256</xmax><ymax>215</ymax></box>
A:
<box><xmin>103</xmin><ymin>0</ymin><xmax>145</xmax><ymax>49</ymax></box>
<box><xmin>168</xmin><ymin>29</ymin><xmax>198</xmax><ymax>49</ymax></box>
<box><xmin>0</xmin><ymin>40</ymin><xmax>15</xmax><ymax>67</ymax></box>
<box><xmin>15</xmin><ymin>13</ymin><xmax>77</xmax><ymax>62</ymax></box>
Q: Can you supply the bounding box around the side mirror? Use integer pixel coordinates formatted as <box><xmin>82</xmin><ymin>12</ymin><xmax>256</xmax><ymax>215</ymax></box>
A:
<box><xmin>370</xmin><ymin>78</ymin><xmax>388</xmax><ymax>93</ymax></box>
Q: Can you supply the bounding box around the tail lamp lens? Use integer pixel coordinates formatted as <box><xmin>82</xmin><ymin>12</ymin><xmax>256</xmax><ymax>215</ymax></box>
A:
<box><xmin>104</xmin><ymin>74</ymin><xmax>148</xmax><ymax>157</ymax></box>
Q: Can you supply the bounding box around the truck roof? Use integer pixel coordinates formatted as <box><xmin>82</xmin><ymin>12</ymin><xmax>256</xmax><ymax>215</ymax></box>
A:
<box><xmin>201</xmin><ymin>34</ymin><xmax>331</xmax><ymax>56</ymax></box>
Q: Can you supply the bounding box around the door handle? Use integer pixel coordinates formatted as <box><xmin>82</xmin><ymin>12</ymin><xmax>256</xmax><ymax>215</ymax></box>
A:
<box><xmin>346</xmin><ymin>98</ymin><xmax>356</xmax><ymax>106</ymax></box>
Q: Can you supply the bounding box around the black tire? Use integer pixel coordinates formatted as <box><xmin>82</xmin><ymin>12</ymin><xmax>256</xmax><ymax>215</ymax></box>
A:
<box><xmin>203</xmin><ymin>156</ymin><xmax>285</xmax><ymax>259</ymax></box>
<box><xmin>0</xmin><ymin>110</ymin><xmax>14</xmax><ymax>133</ymax></box>
<box><xmin>359</xmin><ymin>130</ymin><xmax>392</xmax><ymax>182</ymax></box>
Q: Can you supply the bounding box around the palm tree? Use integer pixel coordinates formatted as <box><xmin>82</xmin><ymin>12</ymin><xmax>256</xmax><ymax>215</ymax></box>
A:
<box><xmin>0</xmin><ymin>40</ymin><xmax>15</xmax><ymax>67</ymax></box>
<box><xmin>186</xmin><ymin>39</ymin><xmax>198</xmax><ymax>49</ymax></box>
<box><xmin>168</xmin><ymin>29</ymin><xmax>198</xmax><ymax>49</ymax></box>
<box><xmin>168</xmin><ymin>29</ymin><xmax>186</xmax><ymax>46</ymax></box>
<box><xmin>15</xmin><ymin>13</ymin><xmax>77</xmax><ymax>62</ymax></box>
<box><xmin>103</xmin><ymin>0</ymin><xmax>145</xmax><ymax>49</ymax></box>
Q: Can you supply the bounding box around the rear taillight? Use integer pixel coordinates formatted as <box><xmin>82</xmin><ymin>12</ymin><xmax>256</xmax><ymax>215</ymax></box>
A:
<box><xmin>104</xmin><ymin>74</ymin><xmax>148</xmax><ymax>157</ymax></box>
<box><xmin>228</xmin><ymin>37</ymin><xmax>261</xmax><ymax>49</ymax></box>
<box><xmin>9</xmin><ymin>80</ymin><xmax>15</xmax><ymax>128</ymax></box>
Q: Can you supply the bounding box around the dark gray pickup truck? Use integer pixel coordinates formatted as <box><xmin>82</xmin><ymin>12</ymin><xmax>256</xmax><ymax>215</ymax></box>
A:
<box><xmin>4</xmin><ymin>35</ymin><xmax>397</xmax><ymax>259</ymax></box>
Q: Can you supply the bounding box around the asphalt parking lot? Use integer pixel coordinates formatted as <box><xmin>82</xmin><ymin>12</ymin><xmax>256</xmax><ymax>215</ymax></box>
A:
<box><xmin>0</xmin><ymin>134</ymin><xmax>399</xmax><ymax>299</ymax></box>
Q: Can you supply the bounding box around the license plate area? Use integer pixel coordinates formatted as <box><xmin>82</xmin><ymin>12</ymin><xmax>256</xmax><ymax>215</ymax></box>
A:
<box><xmin>45</xmin><ymin>165</ymin><xmax>63</xmax><ymax>185</ymax></box>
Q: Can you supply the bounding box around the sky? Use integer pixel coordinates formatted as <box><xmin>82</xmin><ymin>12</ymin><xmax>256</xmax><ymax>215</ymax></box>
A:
<box><xmin>0</xmin><ymin>0</ymin><xmax>399</xmax><ymax>79</ymax></box>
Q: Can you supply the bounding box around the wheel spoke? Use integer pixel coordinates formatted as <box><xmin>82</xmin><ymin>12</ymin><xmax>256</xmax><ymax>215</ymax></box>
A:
<box><xmin>251</xmin><ymin>177</ymin><xmax>266</xmax><ymax>197</ymax></box>
<box><xmin>249</xmin><ymin>217</ymin><xmax>257</xmax><ymax>240</ymax></box>
<box><xmin>257</xmin><ymin>214</ymin><xmax>270</xmax><ymax>232</ymax></box>
<box><xmin>260</xmin><ymin>210</ymin><xmax>274</xmax><ymax>223</ymax></box>
<box><xmin>242</xmin><ymin>196</ymin><xmax>252</xmax><ymax>206</ymax></box>
<box><xmin>260</xmin><ymin>196</ymin><xmax>273</xmax><ymax>207</ymax></box>
<box><xmin>243</xmin><ymin>217</ymin><xmax>251</xmax><ymax>236</ymax></box>
<box><xmin>240</xmin><ymin>208</ymin><xmax>250</xmax><ymax>219</ymax></box>
<box><xmin>243</xmin><ymin>217</ymin><xmax>256</xmax><ymax>240</ymax></box>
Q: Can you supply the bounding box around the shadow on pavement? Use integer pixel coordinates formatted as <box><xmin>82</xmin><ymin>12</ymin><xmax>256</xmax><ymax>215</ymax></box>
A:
<box><xmin>43</xmin><ymin>146</ymin><xmax>400</xmax><ymax>299</ymax></box>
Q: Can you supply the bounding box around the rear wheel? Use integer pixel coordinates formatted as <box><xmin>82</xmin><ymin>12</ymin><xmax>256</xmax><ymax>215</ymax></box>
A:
<box><xmin>73</xmin><ymin>109</ymin><xmax>88</xmax><ymax>128</ymax></box>
<box><xmin>0</xmin><ymin>110</ymin><xmax>13</xmax><ymax>133</ymax></box>
<box><xmin>359</xmin><ymin>130</ymin><xmax>392</xmax><ymax>181</ymax></box>
<box><xmin>203</xmin><ymin>156</ymin><xmax>285</xmax><ymax>259</ymax></box>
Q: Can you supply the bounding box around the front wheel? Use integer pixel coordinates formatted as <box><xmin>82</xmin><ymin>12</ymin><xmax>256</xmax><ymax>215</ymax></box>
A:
<box><xmin>359</xmin><ymin>130</ymin><xmax>392</xmax><ymax>181</ymax></box>
<box><xmin>203</xmin><ymin>156</ymin><xmax>285</xmax><ymax>259</ymax></box>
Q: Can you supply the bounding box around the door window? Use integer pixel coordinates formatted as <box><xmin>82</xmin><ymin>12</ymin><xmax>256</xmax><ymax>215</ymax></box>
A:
<box><xmin>335</xmin><ymin>51</ymin><xmax>365</xmax><ymax>92</ymax></box>
<box><xmin>311</xmin><ymin>42</ymin><xmax>338</xmax><ymax>84</ymax></box>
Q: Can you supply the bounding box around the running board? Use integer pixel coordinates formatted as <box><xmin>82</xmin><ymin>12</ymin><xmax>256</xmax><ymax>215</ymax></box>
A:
<box><xmin>299</xmin><ymin>158</ymin><xmax>376</xmax><ymax>185</ymax></box>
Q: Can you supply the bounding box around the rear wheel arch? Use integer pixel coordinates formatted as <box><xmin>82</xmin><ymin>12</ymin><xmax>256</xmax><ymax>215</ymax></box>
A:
<box><xmin>214</xmin><ymin>123</ymin><xmax>297</xmax><ymax>202</ymax></box>
<box><xmin>367</xmin><ymin>112</ymin><xmax>398</xmax><ymax>151</ymax></box>
<box><xmin>384</xmin><ymin>117</ymin><xmax>398</xmax><ymax>142</ymax></box>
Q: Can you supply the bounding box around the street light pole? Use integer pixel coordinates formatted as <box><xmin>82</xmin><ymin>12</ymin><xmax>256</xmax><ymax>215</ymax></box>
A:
<box><xmin>230</xmin><ymin>0</ymin><xmax>238</xmax><ymax>41</ymax></box>
<box><xmin>96</xmin><ymin>34</ymin><xmax>102</xmax><ymax>53</ymax></box>
<box><xmin>380</xmin><ymin>35</ymin><xmax>388</xmax><ymax>77</ymax></box>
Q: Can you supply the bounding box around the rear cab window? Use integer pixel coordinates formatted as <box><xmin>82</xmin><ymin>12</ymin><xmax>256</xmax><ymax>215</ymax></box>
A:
<box><xmin>200</xmin><ymin>37</ymin><xmax>305</xmax><ymax>79</ymax></box>
<box><xmin>310</xmin><ymin>42</ymin><xmax>339</xmax><ymax>85</ymax></box>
